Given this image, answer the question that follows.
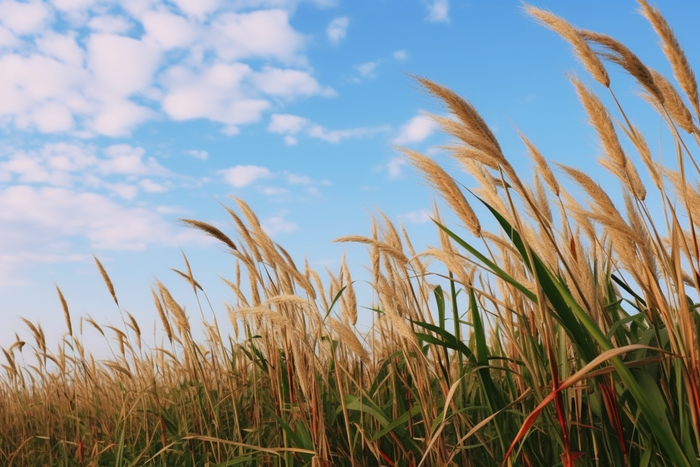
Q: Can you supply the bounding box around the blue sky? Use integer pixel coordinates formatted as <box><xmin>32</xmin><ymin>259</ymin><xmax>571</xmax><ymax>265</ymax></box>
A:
<box><xmin>0</xmin><ymin>0</ymin><xmax>698</xmax><ymax>348</ymax></box>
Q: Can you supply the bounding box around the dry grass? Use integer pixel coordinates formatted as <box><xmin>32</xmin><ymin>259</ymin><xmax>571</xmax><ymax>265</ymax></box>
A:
<box><xmin>2</xmin><ymin>2</ymin><xmax>700</xmax><ymax>466</ymax></box>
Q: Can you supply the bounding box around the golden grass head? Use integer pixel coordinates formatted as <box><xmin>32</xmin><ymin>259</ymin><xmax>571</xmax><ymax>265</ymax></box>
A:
<box><xmin>401</xmin><ymin>148</ymin><xmax>481</xmax><ymax>237</ymax></box>
<box><xmin>180</xmin><ymin>218</ymin><xmax>238</xmax><ymax>251</ymax></box>
<box><xmin>55</xmin><ymin>285</ymin><xmax>72</xmax><ymax>337</ymax></box>
<box><xmin>525</xmin><ymin>4</ymin><xmax>610</xmax><ymax>88</ymax></box>
<box><xmin>417</xmin><ymin>78</ymin><xmax>503</xmax><ymax>160</ymax></box>
<box><xmin>94</xmin><ymin>255</ymin><xmax>119</xmax><ymax>306</ymax></box>
<box><xmin>579</xmin><ymin>29</ymin><xmax>662</xmax><ymax>103</ymax></box>
<box><xmin>637</xmin><ymin>0</ymin><xmax>700</xmax><ymax>118</ymax></box>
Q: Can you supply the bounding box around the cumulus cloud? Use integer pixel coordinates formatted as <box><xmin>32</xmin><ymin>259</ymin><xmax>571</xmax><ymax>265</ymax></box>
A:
<box><xmin>170</xmin><ymin>0</ymin><xmax>219</xmax><ymax>18</ymax></box>
<box><xmin>220</xmin><ymin>165</ymin><xmax>272</xmax><ymax>187</ymax></box>
<box><xmin>0</xmin><ymin>185</ymin><xmax>186</xmax><ymax>284</ymax></box>
<box><xmin>392</xmin><ymin>113</ymin><xmax>437</xmax><ymax>144</ymax></box>
<box><xmin>267</xmin><ymin>113</ymin><xmax>309</xmax><ymax>139</ymax></box>
<box><xmin>35</xmin><ymin>32</ymin><xmax>84</xmax><ymax>67</ymax></box>
<box><xmin>424</xmin><ymin>0</ymin><xmax>450</xmax><ymax>23</ymax></box>
<box><xmin>0</xmin><ymin>0</ymin><xmax>52</xmax><ymax>35</ymax></box>
<box><xmin>0</xmin><ymin>1</ymin><xmax>333</xmax><ymax>137</ymax></box>
<box><xmin>49</xmin><ymin>0</ymin><xmax>98</xmax><ymax>12</ymax></box>
<box><xmin>326</xmin><ymin>16</ymin><xmax>348</xmax><ymax>45</ymax></box>
<box><xmin>252</xmin><ymin>67</ymin><xmax>335</xmax><ymax>98</ymax></box>
<box><xmin>0</xmin><ymin>140</ymin><xmax>207</xmax><ymax>284</ymax></box>
<box><xmin>210</xmin><ymin>10</ymin><xmax>306</xmax><ymax>63</ymax></box>
<box><xmin>0</xmin><ymin>142</ymin><xmax>172</xmax><ymax>194</ymax></box>
<box><xmin>0</xmin><ymin>185</ymin><xmax>186</xmax><ymax>251</ymax></box>
<box><xmin>88</xmin><ymin>34</ymin><xmax>161</xmax><ymax>97</ymax></box>
<box><xmin>140</xmin><ymin>10</ymin><xmax>199</xmax><ymax>50</ymax></box>
<box><xmin>87</xmin><ymin>15</ymin><xmax>133</xmax><ymax>34</ymax></box>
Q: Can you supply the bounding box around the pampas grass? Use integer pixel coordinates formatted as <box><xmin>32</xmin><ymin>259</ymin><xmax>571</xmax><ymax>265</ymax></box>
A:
<box><xmin>2</xmin><ymin>2</ymin><xmax>700</xmax><ymax>466</ymax></box>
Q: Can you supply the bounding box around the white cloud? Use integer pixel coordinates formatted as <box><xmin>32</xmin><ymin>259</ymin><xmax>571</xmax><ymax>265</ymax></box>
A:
<box><xmin>88</xmin><ymin>34</ymin><xmax>161</xmax><ymax>97</ymax></box>
<box><xmin>356</xmin><ymin>61</ymin><xmax>378</xmax><ymax>77</ymax></box>
<box><xmin>210</xmin><ymin>10</ymin><xmax>306</xmax><ymax>63</ymax></box>
<box><xmin>392</xmin><ymin>113</ymin><xmax>437</xmax><ymax>144</ymax></box>
<box><xmin>0</xmin><ymin>0</ymin><xmax>52</xmax><ymax>35</ymax></box>
<box><xmin>228</xmin><ymin>0</ymin><xmax>338</xmax><ymax>11</ymax></box>
<box><xmin>268</xmin><ymin>113</ymin><xmax>309</xmax><ymax>134</ymax></box>
<box><xmin>0</xmin><ymin>54</ymin><xmax>89</xmax><ymax>132</ymax></box>
<box><xmin>307</xmin><ymin>124</ymin><xmax>390</xmax><ymax>143</ymax></box>
<box><xmin>252</xmin><ymin>67</ymin><xmax>334</xmax><ymax>98</ymax></box>
<box><xmin>220</xmin><ymin>165</ymin><xmax>272</xmax><ymax>187</ymax></box>
<box><xmin>267</xmin><ymin>113</ymin><xmax>389</xmax><ymax>144</ymax></box>
<box><xmin>326</xmin><ymin>16</ymin><xmax>348</xmax><ymax>45</ymax></box>
<box><xmin>87</xmin><ymin>98</ymin><xmax>155</xmax><ymax>137</ymax></box>
<box><xmin>259</xmin><ymin>186</ymin><xmax>288</xmax><ymax>196</ymax></box>
<box><xmin>49</xmin><ymin>0</ymin><xmax>98</xmax><ymax>12</ymax></box>
<box><xmin>262</xmin><ymin>213</ymin><xmax>297</xmax><ymax>236</ymax></box>
<box><xmin>141</xmin><ymin>10</ymin><xmax>199</xmax><ymax>50</ymax></box>
<box><xmin>171</xmin><ymin>0</ymin><xmax>219</xmax><ymax>18</ymax></box>
<box><xmin>402</xmin><ymin>209</ymin><xmax>431</xmax><ymax>223</ymax></box>
<box><xmin>31</xmin><ymin>101</ymin><xmax>75</xmax><ymax>133</ymax></box>
<box><xmin>161</xmin><ymin>63</ymin><xmax>270</xmax><ymax>131</ymax></box>
<box><xmin>286</xmin><ymin>173</ymin><xmax>312</xmax><ymax>184</ymax></box>
<box><xmin>140</xmin><ymin>178</ymin><xmax>169</xmax><ymax>192</ymax></box>
<box><xmin>0</xmin><ymin>0</ymin><xmax>333</xmax><ymax>139</ymax></box>
<box><xmin>106</xmin><ymin>182</ymin><xmax>139</xmax><ymax>200</ymax></box>
<box><xmin>0</xmin><ymin>185</ymin><xmax>185</xmax><ymax>251</ymax></box>
<box><xmin>0</xmin><ymin>142</ymin><xmax>171</xmax><ymax>189</ymax></box>
<box><xmin>393</xmin><ymin>49</ymin><xmax>408</xmax><ymax>61</ymax></box>
<box><xmin>186</xmin><ymin>149</ymin><xmax>209</xmax><ymax>160</ymax></box>
<box><xmin>0</xmin><ymin>25</ymin><xmax>17</xmax><ymax>49</ymax></box>
<box><xmin>99</xmin><ymin>144</ymin><xmax>170</xmax><ymax>176</ymax></box>
<box><xmin>387</xmin><ymin>156</ymin><xmax>407</xmax><ymax>178</ymax></box>
<box><xmin>36</xmin><ymin>32</ymin><xmax>84</xmax><ymax>67</ymax></box>
<box><xmin>87</xmin><ymin>15</ymin><xmax>133</xmax><ymax>34</ymax></box>
<box><xmin>424</xmin><ymin>0</ymin><xmax>450</xmax><ymax>23</ymax></box>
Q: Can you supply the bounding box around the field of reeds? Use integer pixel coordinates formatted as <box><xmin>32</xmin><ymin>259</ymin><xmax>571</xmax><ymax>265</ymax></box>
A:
<box><xmin>2</xmin><ymin>1</ymin><xmax>700</xmax><ymax>466</ymax></box>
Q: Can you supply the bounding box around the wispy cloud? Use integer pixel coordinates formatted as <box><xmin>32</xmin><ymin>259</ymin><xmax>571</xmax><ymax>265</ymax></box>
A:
<box><xmin>356</xmin><ymin>61</ymin><xmax>378</xmax><ymax>78</ymax></box>
<box><xmin>393</xmin><ymin>49</ymin><xmax>408</xmax><ymax>61</ymax></box>
<box><xmin>185</xmin><ymin>149</ymin><xmax>209</xmax><ymax>160</ymax></box>
<box><xmin>262</xmin><ymin>212</ymin><xmax>297</xmax><ymax>236</ymax></box>
<box><xmin>401</xmin><ymin>209</ymin><xmax>432</xmax><ymax>223</ymax></box>
<box><xmin>218</xmin><ymin>164</ymin><xmax>330</xmax><ymax>200</ymax></box>
<box><xmin>327</xmin><ymin>16</ymin><xmax>349</xmax><ymax>45</ymax></box>
<box><xmin>423</xmin><ymin>0</ymin><xmax>450</xmax><ymax>23</ymax></box>
<box><xmin>268</xmin><ymin>113</ymin><xmax>390</xmax><ymax>145</ymax></box>
<box><xmin>386</xmin><ymin>156</ymin><xmax>407</xmax><ymax>179</ymax></box>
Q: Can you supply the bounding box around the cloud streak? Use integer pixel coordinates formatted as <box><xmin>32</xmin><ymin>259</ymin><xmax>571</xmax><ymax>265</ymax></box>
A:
<box><xmin>268</xmin><ymin>113</ymin><xmax>390</xmax><ymax>145</ymax></box>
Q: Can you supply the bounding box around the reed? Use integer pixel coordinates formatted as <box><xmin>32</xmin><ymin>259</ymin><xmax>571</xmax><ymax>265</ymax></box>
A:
<box><xmin>1</xmin><ymin>2</ymin><xmax>699</xmax><ymax>466</ymax></box>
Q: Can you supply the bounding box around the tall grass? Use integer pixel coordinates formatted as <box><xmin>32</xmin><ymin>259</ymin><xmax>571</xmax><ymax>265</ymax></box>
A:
<box><xmin>2</xmin><ymin>1</ymin><xmax>700</xmax><ymax>465</ymax></box>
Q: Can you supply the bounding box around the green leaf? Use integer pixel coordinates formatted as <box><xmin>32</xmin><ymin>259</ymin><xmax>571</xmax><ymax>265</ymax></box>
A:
<box><xmin>370</xmin><ymin>404</ymin><xmax>423</xmax><ymax>441</ymax></box>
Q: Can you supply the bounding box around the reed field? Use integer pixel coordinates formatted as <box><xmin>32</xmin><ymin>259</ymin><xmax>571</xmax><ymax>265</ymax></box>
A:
<box><xmin>4</xmin><ymin>1</ymin><xmax>700</xmax><ymax>465</ymax></box>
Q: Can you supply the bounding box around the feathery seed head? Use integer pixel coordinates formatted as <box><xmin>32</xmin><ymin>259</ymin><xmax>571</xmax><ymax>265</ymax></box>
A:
<box><xmin>526</xmin><ymin>5</ymin><xmax>610</xmax><ymax>87</ymax></box>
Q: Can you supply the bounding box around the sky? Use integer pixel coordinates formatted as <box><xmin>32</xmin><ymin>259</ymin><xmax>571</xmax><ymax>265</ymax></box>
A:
<box><xmin>0</xmin><ymin>0</ymin><xmax>698</xmax><ymax>350</ymax></box>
